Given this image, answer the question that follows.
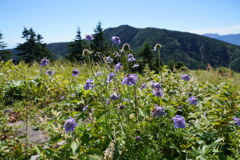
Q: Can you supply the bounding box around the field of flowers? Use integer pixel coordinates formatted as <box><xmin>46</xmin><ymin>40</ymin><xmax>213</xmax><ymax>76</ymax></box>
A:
<box><xmin>0</xmin><ymin>40</ymin><xmax>240</xmax><ymax>160</ymax></box>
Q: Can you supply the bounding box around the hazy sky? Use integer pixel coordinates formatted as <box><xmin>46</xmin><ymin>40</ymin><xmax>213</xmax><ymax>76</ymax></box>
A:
<box><xmin>1</xmin><ymin>0</ymin><xmax>240</xmax><ymax>48</ymax></box>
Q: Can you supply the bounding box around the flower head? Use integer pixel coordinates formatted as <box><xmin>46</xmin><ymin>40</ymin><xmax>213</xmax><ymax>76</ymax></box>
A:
<box><xmin>181</xmin><ymin>74</ymin><xmax>190</xmax><ymax>81</ymax></box>
<box><xmin>115</xmin><ymin>62</ymin><xmax>123</xmax><ymax>72</ymax></box>
<box><xmin>135</xmin><ymin>136</ymin><xmax>141</xmax><ymax>141</ymax></box>
<box><xmin>233</xmin><ymin>117</ymin><xmax>240</xmax><ymax>126</ymax></box>
<box><xmin>110</xmin><ymin>94</ymin><xmax>119</xmax><ymax>100</ymax></box>
<box><xmin>133</xmin><ymin>64</ymin><xmax>139</xmax><ymax>68</ymax></box>
<box><xmin>82</xmin><ymin>49</ymin><xmax>92</xmax><ymax>56</ymax></box>
<box><xmin>95</xmin><ymin>71</ymin><xmax>102</xmax><ymax>77</ymax></box>
<box><xmin>46</xmin><ymin>70</ymin><xmax>55</xmax><ymax>76</ymax></box>
<box><xmin>153</xmin><ymin>89</ymin><xmax>163</xmax><ymax>97</ymax></box>
<box><xmin>122</xmin><ymin>74</ymin><xmax>138</xmax><ymax>85</ymax></box>
<box><xmin>140</xmin><ymin>83</ymin><xmax>146</xmax><ymax>90</ymax></box>
<box><xmin>40</xmin><ymin>58</ymin><xmax>49</xmax><ymax>66</ymax></box>
<box><xmin>172</xmin><ymin>115</ymin><xmax>186</xmax><ymax>128</ymax></box>
<box><xmin>188</xmin><ymin>96</ymin><xmax>198</xmax><ymax>105</ymax></box>
<box><xmin>127</xmin><ymin>54</ymin><xmax>136</xmax><ymax>62</ymax></box>
<box><xmin>152</xmin><ymin>82</ymin><xmax>161</xmax><ymax>89</ymax></box>
<box><xmin>72</xmin><ymin>69</ymin><xmax>80</xmax><ymax>77</ymax></box>
<box><xmin>85</xmin><ymin>35</ymin><xmax>94</xmax><ymax>41</ymax></box>
<box><xmin>119</xmin><ymin>105</ymin><xmax>125</xmax><ymax>110</ymax></box>
<box><xmin>84</xmin><ymin>79</ymin><xmax>95</xmax><ymax>90</ymax></box>
<box><xmin>105</xmin><ymin>56</ymin><xmax>113</xmax><ymax>63</ymax></box>
<box><xmin>121</xmin><ymin>43</ymin><xmax>131</xmax><ymax>52</ymax></box>
<box><xmin>153</xmin><ymin>43</ymin><xmax>162</xmax><ymax>51</ymax></box>
<box><xmin>64</xmin><ymin>118</ymin><xmax>78</xmax><ymax>133</ymax></box>
<box><xmin>112</xmin><ymin>36</ymin><xmax>121</xmax><ymax>45</ymax></box>
<box><xmin>107</xmin><ymin>72</ymin><xmax>115</xmax><ymax>83</ymax></box>
<box><xmin>152</xmin><ymin>105</ymin><xmax>167</xmax><ymax>117</ymax></box>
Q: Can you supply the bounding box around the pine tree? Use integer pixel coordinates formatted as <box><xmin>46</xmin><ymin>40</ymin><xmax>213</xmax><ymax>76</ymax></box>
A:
<box><xmin>92</xmin><ymin>22</ymin><xmax>106</xmax><ymax>57</ymax></box>
<box><xmin>139</xmin><ymin>43</ymin><xmax>156</xmax><ymax>70</ymax></box>
<box><xmin>0</xmin><ymin>32</ymin><xmax>12</xmax><ymax>61</ymax></box>
<box><xmin>16</xmin><ymin>28</ymin><xmax>52</xmax><ymax>63</ymax></box>
<box><xmin>66</xmin><ymin>27</ymin><xmax>84</xmax><ymax>62</ymax></box>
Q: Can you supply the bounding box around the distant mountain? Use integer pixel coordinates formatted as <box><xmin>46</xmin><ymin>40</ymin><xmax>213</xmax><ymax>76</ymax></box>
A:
<box><xmin>7</xmin><ymin>25</ymin><xmax>240</xmax><ymax>72</ymax></box>
<box><xmin>103</xmin><ymin>25</ymin><xmax>240</xmax><ymax>71</ymax></box>
<box><xmin>203</xmin><ymin>33</ymin><xmax>240</xmax><ymax>46</ymax></box>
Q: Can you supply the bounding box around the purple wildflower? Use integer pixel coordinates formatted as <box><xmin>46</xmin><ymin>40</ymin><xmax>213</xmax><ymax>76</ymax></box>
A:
<box><xmin>85</xmin><ymin>35</ymin><xmax>94</xmax><ymax>41</ymax></box>
<box><xmin>112</xmin><ymin>36</ymin><xmax>121</xmax><ymax>45</ymax></box>
<box><xmin>128</xmin><ymin>54</ymin><xmax>136</xmax><ymax>62</ymax></box>
<box><xmin>82</xmin><ymin>105</ymin><xmax>88</xmax><ymax>111</ymax></box>
<box><xmin>119</xmin><ymin>105</ymin><xmax>125</xmax><ymax>110</ymax></box>
<box><xmin>181</xmin><ymin>74</ymin><xmax>190</xmax><ymax>81</ymax></box>
<box><xmin>133</xmin><ymin>64</ymin><xmax>139</xmax><ymax>68</ymax></box>
<box><xmin>95</xmin><ymin>71</ymin><xmax>102</xmax><ymax>77</ymax></box>
<box><xmin>107</xmin><ymin>72</ymin><xmax>115</xmax><ymax>83</ymax></box>
<box><xmin>115</xmin><ymin>62</ymin><xmax>123</xmax><ymax>72</ymax></box>
<box><xmin>123</xmin><ymin>98</ymin><xmax>130</xmax><ymax>101</ymax></box>
<box><xmin>153</xmin><ymin>89</ymin><xmax>163</xmax><ymax>97</ymax></box>
<box><xmin>64</xmin><ymin>118</ymin><xmax>78</xmax><ymax>133</ymax></box>
<box><xmin>152</xmin><ymin>82</ymin><xmax>161</xmax><ymax>89</ymax></box>
<box><xmin>188</xmin><ymin>96</ymin><xmax>198</xmax><ymax>105</ymax></box>
<box><xmin>122</xmin><ymin>74</ymin><xmax>138</xmax><ymax>85</ymax></box>
<box><xmin>135</xmin><ymin>136</ymin><xmax>141</xmax><ymax>141</ymax></box>
<box><xmin>105</xmin><ymin>56</ymin><xmax>113</xmax><ymax>63</ymax></box>
<box><xmin>106</xmin><ymin>99</ymin><xmax>110</xmax><ymax>105</ymax></box>
<box><xmin>140</xmin><ymin>83</ymin><xmax>146</xmax><ymax>90</ymax></box>
<box><xmin>172</xmin><ymin>115</ymin><xmax>186</xmax><ymax>129</ymax></box>
<box><xmin>72</xmin><ymin>69</ymin><xmax>80</xmax><ymax>77</ymax></box>
<box><xmin>46</xmin><ymin>70</ymin><xmax>55</xmax><ymax>76</ymax></box>
<box><xmin>110</xmin><ymin>94</ymin><xmax>119</xmax><ymax>100</ymax></box>
<box><xmin>40</xmin><ymin>58</ymin><xmax>49</xmax><ymax>66</ymax></box>
<box><xmin>84</xmin><ymin>79</ymin><xmax>95</xmax><ymax>90</ymax></box>
<box><xmin>152</xmin><ymin>105</ymin><xmax>167</xmax><ymax>117</ymax></box>
<box><xmin>233</xmin><ymin>117</ymin><xmax>240</xmax><ymax>126</ymax></box>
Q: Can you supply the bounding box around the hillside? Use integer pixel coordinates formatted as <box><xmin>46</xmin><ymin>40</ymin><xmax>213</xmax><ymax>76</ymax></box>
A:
<box><xmin>7</xmin><ymin>25</ymin><xmax>240</xmax><ymax>72</ymax></box>
<box><xmin>103</xmin><ymin>25</ymin><xmax>240</xmax><ymax>71</ymax></box>
<box><xmin>203</xmin><ymin>33</ymin><xmax>240</xmax><ymax>46</ymax></box>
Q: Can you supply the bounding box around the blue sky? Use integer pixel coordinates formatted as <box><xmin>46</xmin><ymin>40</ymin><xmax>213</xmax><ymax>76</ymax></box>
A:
<box><xmin>1</xmin><ymin>0</ymin><xmax>240</xmax><ymax>48</ymax></box>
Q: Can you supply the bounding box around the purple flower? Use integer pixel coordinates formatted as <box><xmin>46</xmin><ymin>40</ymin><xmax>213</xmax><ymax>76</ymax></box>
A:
<box><xmin>152</xmin><ymin>105</ymin><xmax>167</xmax><ymax>117</ymax></box>
<box><xmin>84</xmin><ymin>79</ymin><xmax>95</xmax><ymax>90</ymax></box>
<box><xmin>106</xmin><ymin>99</ymin><xmax>110</xmax><ymax>105</ymax></box>
<box><xmin>82</xmin><ymin>105</ymin><xmax>88</xmax><ymax>111</ymax></box>
<box><xmin>105</xmin><ymin>56</ymin><xmax>113</xmax><ymax>63</ymax></box>
<box><xmin>72</xmin><ymin>69</ymin><xmax>80</xmax><ymax>77</ymax></box>
<box><xmin>128</xmin><ymin>54</ymin><xmax>136</xmax><ymax>62</ymax></box>
<box><xmin>119</xmin><ymin>105</ymin><xmax>125</xmax><ymax>110</ymax></box>
<box><xmin>188</xmin><ymin>96</ymin><xmax>198</xmax><ymax>105</ymax></box>
<box><xmin>152</xmin><ymin>82</ymin><xmax>161</xmax><ymax>89</ymax></box>
<box><xmin>85</xmin><ymin>35</ymin><xmax>94</xmax><ymax>41</ymax></box>
<box><xmin>95</xmin><ymin>71</ymin><xmax>102</xmax><ymax>77</ymax></box>
<box><xmin>135</xmin><ymin>136</ymin><xmax>141</xmax><ymax>141</ymax></box>
<box><xmin>233</xmin><ymin>117</ymin><xmax>240</xmax><ymax>126</ymax></box>
<box><xmin>40</xmin><ymin>58</ymin><xmax>49</xmax><ymax>66</ymax></box>
<box><xmin>123</xmin><ymin>98</ymin><xmax>130</xmax><ymax>101</ymax></box>
<box><xmin>112</xmin><ymin>36</ymin><xmax>121</xmax><ymax>45</ymax></box>
<box><xmin>122</xmin><ymin>74</ymin><xmax>138</xmax><ymax>85</ymax></box>
<box><xmin>140</xmin><ymin>84</ymin><xmax>146</xmax><ymax>90</ymax></box>
<box><xmin>64</xmin><ymin>118</ymin><xmax>78</xmax><ymax>133</ymax></box>
<box><xmin>115</xmin><ymin>62</ymin><xmax>123</xmax><ymax>72</ymax></box>
<box><xmin>133</xmin><ymin>64</ymin><xmax>139</xmax><ymax>68</ymax></box>
<box><xmin>181</xmin><ymin>74</ymin><xmax>190</xmax><ymax>81</ymax></box>
<box><xmin>172</xmin><ymin>115</ymin><xmax>186</xmax><ymax>129</ymax></box>
<box><xmin>110</xmin><ymin>94</ymin><xmax>119</xmax><ymax>100</ymax></box>
<box><xmin>153</xmin><ymin>89</ymin><xmax>163</xmax><ymax>97</ymax></box>
<box><xmin>46</xmin><ymin>70</ymin><xmax>55</xmax><ymax>76</ymax></box>
<box><xmin>107</xmin><ymin>72</ymin><xmax>115</xmax><ymax>83</ymax></box>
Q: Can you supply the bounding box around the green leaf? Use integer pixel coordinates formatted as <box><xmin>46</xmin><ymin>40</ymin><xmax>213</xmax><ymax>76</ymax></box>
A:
<box><xmin>71</xmin><ymin>140</ymin><xmax>78</xmax><ymax>154</ymax></box>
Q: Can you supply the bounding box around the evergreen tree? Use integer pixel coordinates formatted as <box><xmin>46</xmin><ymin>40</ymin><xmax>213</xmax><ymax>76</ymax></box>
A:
<box><xmin>66</xmin><ymin>27</ymin><xmax>84</xmax><ymax>62</ymax></box>
<box><xmin>139</xmin><ymin>43</ymin><xmax>156</xmax><ymax>70</ymax></box>
<box><xmin>0</xmin><ymin>32</ymin><xmax>12</xmax><ymax>61</ymax></box>
<box><xmin>16</xmin><ymin>28</ymin><xmax>52</xmax><ymax>63</ymax></box>
<box><xmin>92</xmin><ymin>22</ymin><xmax>106</xmax><ymax>59</ymax></box>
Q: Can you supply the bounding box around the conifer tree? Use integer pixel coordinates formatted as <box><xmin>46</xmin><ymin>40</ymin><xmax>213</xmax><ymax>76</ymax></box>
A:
<box><xmin>0</xmin><ymin>32</ymin><xmax>12</xmax><ymax>61</ymax></box>
<box><xmin>92</xmin><ymin>22</ymin><xmax>106</xmax><ymax>58</ymax></box>
<box><xmin>139</xmin><ymin>43</ymin><xmax>156</xmax><ymax>70</ymax></box>
<box><xmin>16</xmin><ymin>28</ymin><xmax>52</xmax><ymax>63</ymax></box>
<box><xmin>66</xmin><ymin>27</ymin><xmax>84</xmax><ymax>62</ymax></box>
